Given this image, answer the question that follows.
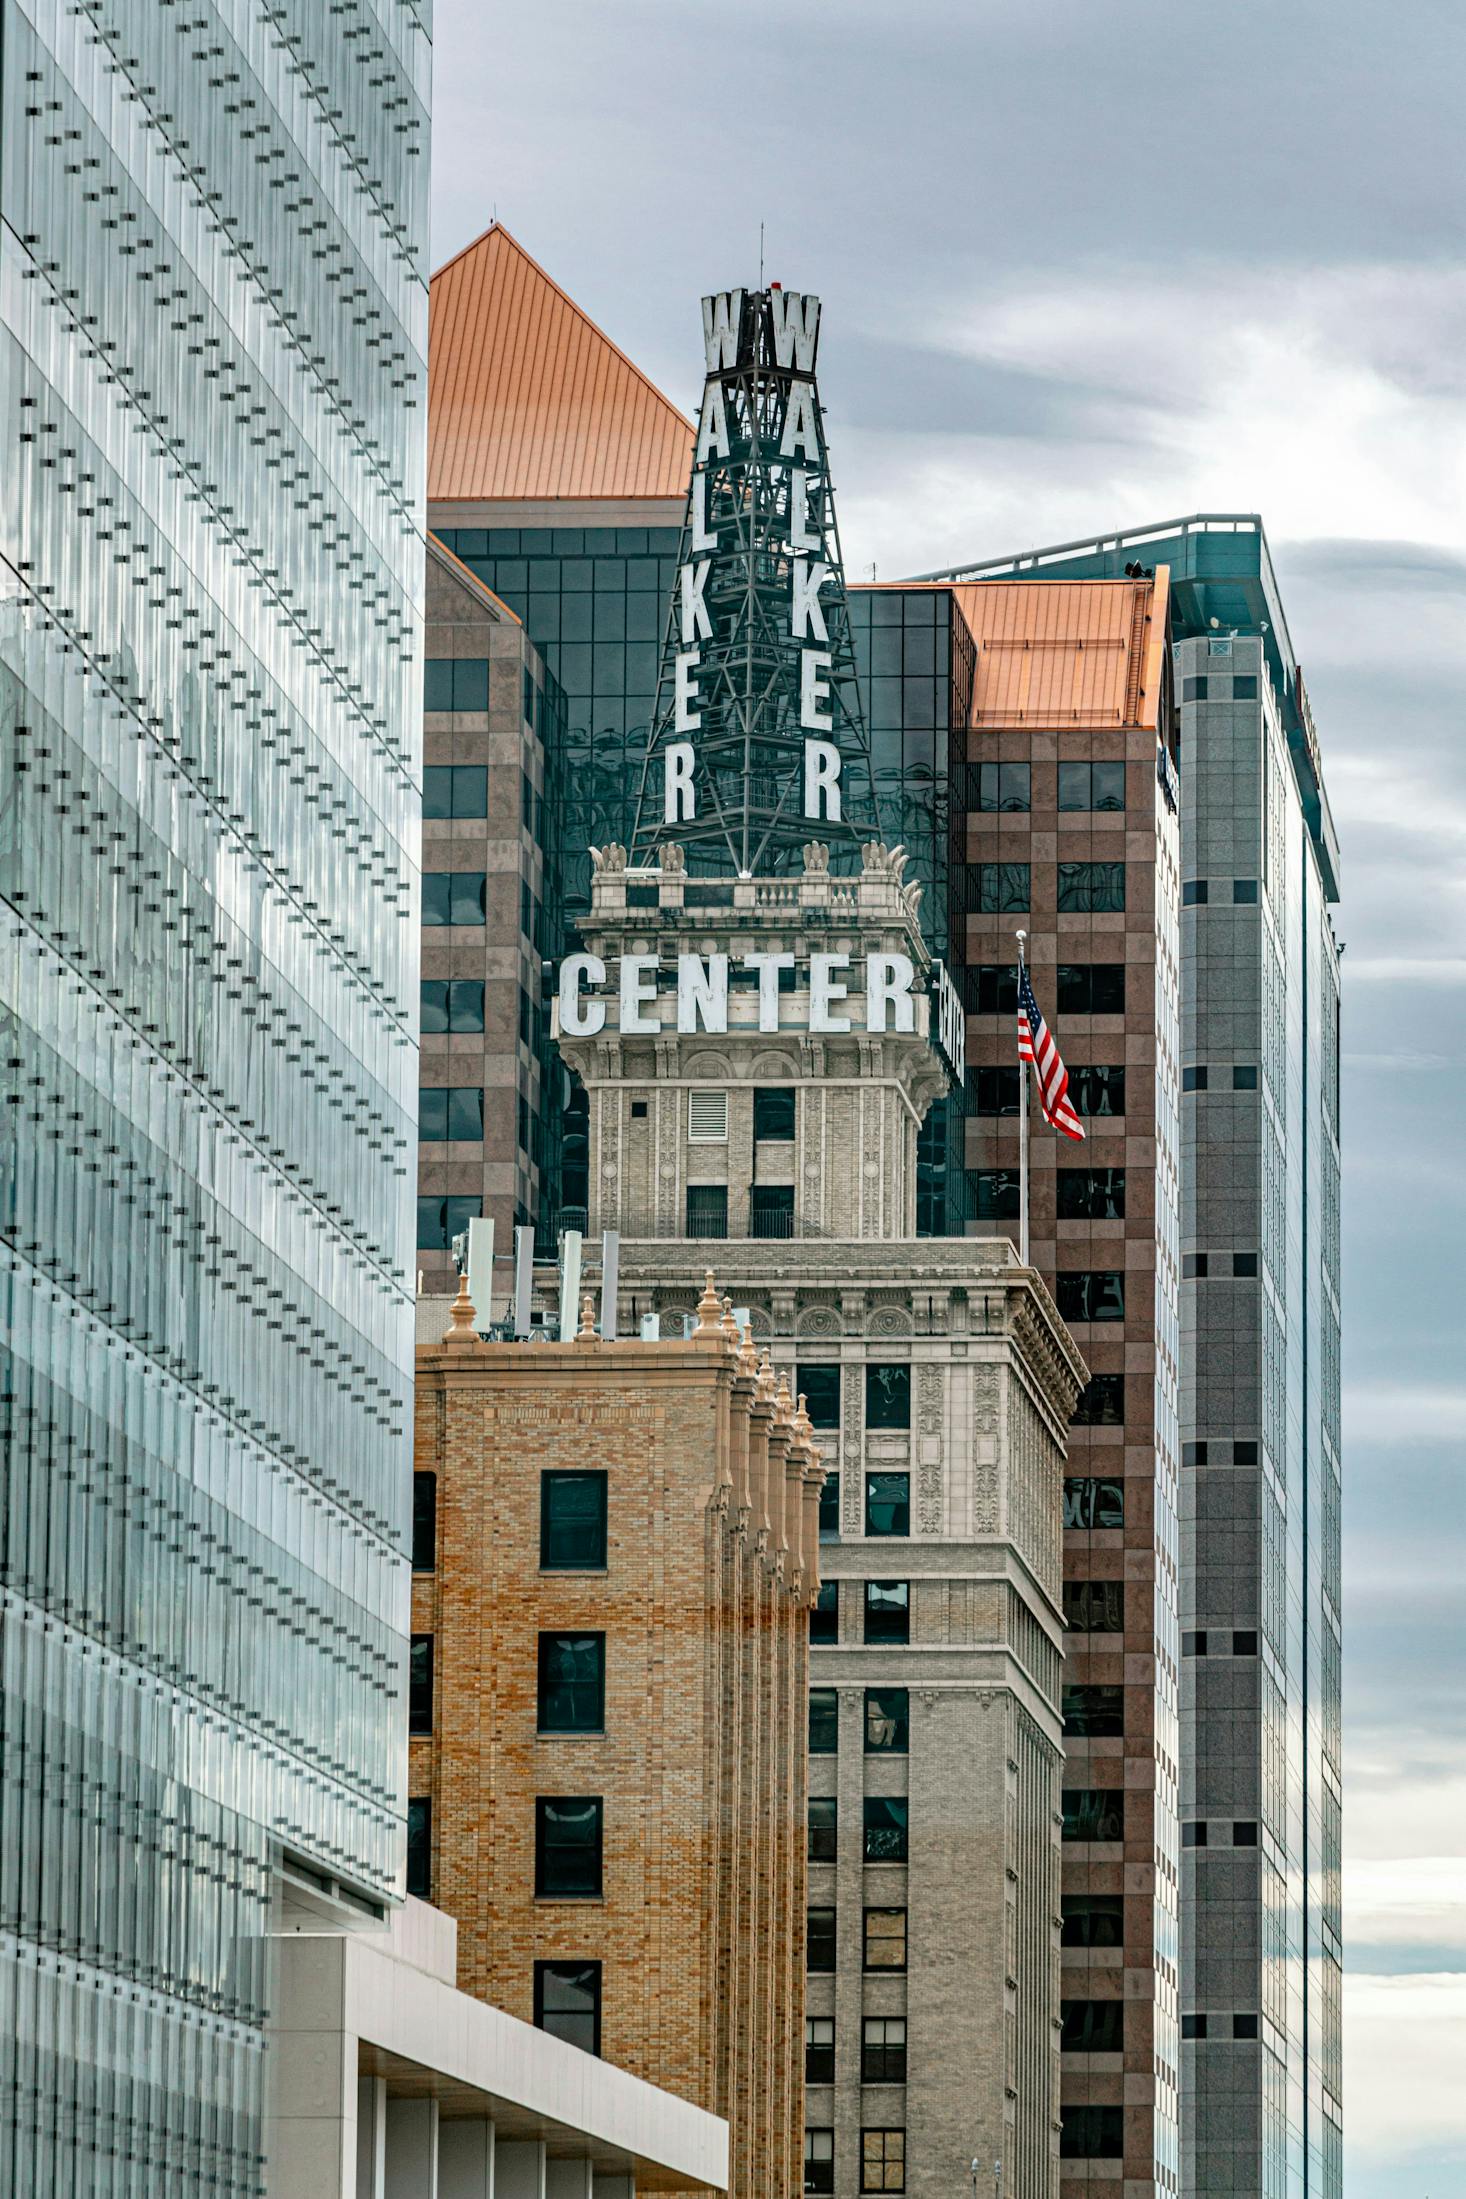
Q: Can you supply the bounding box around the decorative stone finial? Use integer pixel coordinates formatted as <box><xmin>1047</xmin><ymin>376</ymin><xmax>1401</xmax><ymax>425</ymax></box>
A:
<box><xmin>756</xmin><ymin>1349</ymin><xmax>777</xmax><ymax>1403</ymax></box>
<box><xmin>793</xmin><ymin>1393</ymin><xmax>815</xmax><ymax>1446</ymax></box>
<box><xmin>695</xmin><ymin>1269</ymin><xmax>723</xmax><ymax>1334</ymax></box>
<box><xmin>774</xmin><ymin>1371</ymin><xmax>795</xmax><ymax>1426</ymax></box>
<box><xmin>577</xmin><ymin>1292</ymin><xmax>597</xmax><ymax>1340</ymax></box>
<box><xmin>445</xmin><ymin>1270</ymin><xmax>478</xmax><ymax>1348</ymax></box>
<box><xmin>737</xmin><ymin>1325</ymin><xmax>759</xmax><ymax>1378</ymax></box>
<box><xmin>720</xmin><ymin>1295</ymin><xmax>740</xmax><ymax>1345</ymax></box>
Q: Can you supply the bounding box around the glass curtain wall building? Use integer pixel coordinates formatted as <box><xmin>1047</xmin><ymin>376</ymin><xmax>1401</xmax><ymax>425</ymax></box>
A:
<box><xmin>0</xmin><ymin>4</ymin><xmax>429</xmax><ymax>2192</ymax></box>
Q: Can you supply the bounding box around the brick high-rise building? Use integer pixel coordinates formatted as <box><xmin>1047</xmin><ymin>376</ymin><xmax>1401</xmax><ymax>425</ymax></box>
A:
<box><xmin>412</xmin><ymin>1271</ymin><xmax>821</xmax><ymax>2199</ymax></box>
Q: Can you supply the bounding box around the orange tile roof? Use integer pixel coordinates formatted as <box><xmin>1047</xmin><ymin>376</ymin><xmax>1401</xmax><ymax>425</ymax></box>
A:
<box><xmin>951</xmin><ymin>574</ymin><xmax>1169</xmax><ymax>732</ymax></box>
<box><xmin>428</xmin><ymin>223</ymin><xmax>695</xmax><ymax>504</ymax></box>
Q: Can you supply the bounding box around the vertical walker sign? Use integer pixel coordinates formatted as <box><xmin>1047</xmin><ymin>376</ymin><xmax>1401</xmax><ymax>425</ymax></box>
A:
<box><xmin>631</xmin><ymin>287</ymin><xmax>877</xmax><ymax>874</ymax></box>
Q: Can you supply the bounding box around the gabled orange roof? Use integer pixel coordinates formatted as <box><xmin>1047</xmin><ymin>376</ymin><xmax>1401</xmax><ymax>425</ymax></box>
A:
<box><xmin>428</xmin><ymin>223</ymin><xmax>695</xmax><ymax>504</ymax></box>
<box><xmin>951</xmin><ymin>574</ymin><xmax>1169</xmax><ymax>732</ymax></box>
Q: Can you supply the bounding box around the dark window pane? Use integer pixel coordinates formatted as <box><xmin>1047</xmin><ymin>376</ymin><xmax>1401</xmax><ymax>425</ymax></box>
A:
<box><xmin>423</xmin><ymin>659</ymin><xmax>454</xmax><ymax>711</ymax></box>
<box><xmin>1062</xmin><ymin>1789</ymin><xmax>1123</xmax><ymax>1842</ymax></box>
<box><xmin>1057</xmin><ymin>761</ymin><xmax>1091</xmax><ymax>810</ymax></box>
<box><xmin>452</xmin><ymin>660</ymin><xmax>490</xmax><ymax>711</ymax></box>
<box><xmin>809</xmin><ymin>1688</ymin><xmax>839</xmax><ymax>1754</ymax></box>
<box><xmin>810</xmin><ymin>1581</ymin><xmax>839</xmax><ymax>1644</ymax></box>
<box><xmin>751</xmin><ymin>1185</ymin><xmax>795</xmax><ymax>1238</ymax></box>
<box><xmin>807</xmin><ymin>1906</ymin><xmax>837</xmax><ymax>1972</ymax></box>
<box><xmin>969</xmin><ymin>1065</ymin><xmax>1023</xmax><ymax>1116</ymax></box>
<box><xmin>819</xmin><ymin>1473</ymin><xmax>840</xmax><ymax>1542</ymax></box>
<box><xmin>451</xmin><ymin>766</ymin><xmax>488</xmax><ymax>817</ymax></box>
<box><xmin>1064</xmin><ymin>1477</ymin><xmax>1125</xmax><ymax>1529</ymax></box>
<box><xmin>754</xmin><ymin>1086</ymin><xmax>796</xmax><ymax>1140</ymax></box>
<box><xmin>1061</xmin><ymin>1999</ymin><xmax>1124</xmax><ymax>2052</ymax></box>
<box><xmin>1091</xmin><ymin>760</ymin><xmax>1126</xmax><ymax>810</ymax></box>
<box><xmin>1071</xmin><ymin>1376</ymin><xmax>1125</xmax><ymax>1427</ymax></box>
<box><xmin>972</xmin><ymin>1169</ymin><xmax>1021</xmax><ymax>1220</ymax></box>
<box><xmin>1182</xmin><ymin>675</ymin><xmax>1209</xmax><ymax>703</ymax></box>
<box><xmin>965</xmin><ymin>965</ymin><xmax>1019</xmax><ymax>1015</ymax></box>
<box><xmin>1055</xmin><ymin>1271</ymin><xmax>1126</xmax><ymax>1323</ymax></box>
<box><xmin>535</xmin><ymin>1797</ymin><xmax>603</xmax><ymax>1897</ymax></box>
<box><xmin>535</xmin><ymin>1961</ymin><xmax>601</xmax><ymax>2055</ymax></box>
<box><xmin>863</xmin><ymin>1797</ymin><xmax>908</xmax><ymax>1862</ymax></box>
<box><xmin>686</xmin><ymin>1184</ymin><xmax>729</xmax><ymax>1238</ymax></box>
<box><xmin>864</xmin><ymin>1582</ymin><xmax>909</xmax><ymax>1645</ymax></box>
<box><xmin>412</xmin><ymin>1473</ymin><xmax>437</xmax><ymax>1572</ymax></box>
<box><xmin>451</xmin><ymin>873</ymin><xmax>487</xmax><ymax>925</ymax></box>
<box><xmin>805</xmin><ymin>2130</ymin><xmax>835</xmax><ymax>2195</ymax></box>
<box><xmin>409</xmin><ymin>1635</ymin><xmax>433</xmax><ymax>1734</ymax></box>
<box><xmin>808</xmin><ymin>1797</ymin><xmax>838</xmax><ymax>1863</ymax></box>
<box><xmin>1183</xmin><ymin>1066</ymin><xmax>1208</xmax><ymax>1093</ymax></box>
<box><xmin>862</xmin><ymin>1908</ymin><xmax>907</xmax><ymax>1972</ymax></box>
<box><xmin>865</xmin><ymin>1474</ymin><xmax>910</xmax><ymax>1538</ymax></box>
<box><xmin>1069</xmin><ymin>1065</ymin><xmax>1125</xmax><ymax>1117</ymax></box>
<box><xmin>419</xmin><ymin>1088</ymin><xmax>447</xmax><ymax>1141</ymax></box>
<box><xmin>1233</xmin><ymin>675</ymin><xmax>1259</xmax><ymax>700</ymax></box>
<box><xmin>1057</xmin><ymin>862</ymin><xmax>1125</xmax><ymax>913</ymax></box>
<box><xmin>806</xmin><ymin>2020</ymin><xmax>836</xmax><ymax>2086</ymax></box>
<box><xmin>970</xmin><ymin>862</ymin><xmax>1030</xmax><ymax>913</ymax></box>
<box><xmin>1061</xmin><ymin>2105</ymin><xmax>1124</xmax><ymax>2158</ymax></box>
<box><xmin>864</xmin><ymin>1687</ymin><xmax>909</xmax><ymax>1752</ymax></box>
<box><xmin>1056</xmin><ymin>1169</ymin><xmax>1126</xmax><ymax>1220</ymax></box>
<box><xmin>1062</xmin><ymin>1894</ymin><xmax>1124</xmax><ymax>1948</ymax></box>
<box><xmin>1233</xmin><ymin>1065</ymin><xmax>1259</xmax><ymax>1090</ymax></box>
<box><xmin>416</xmin><ymin>1195</ymin><xmax>482</xmax><ymax>1251</ymax></box>
<box><xmin>537</xmin><ymin>1633</ymin><xmax>605</xmax><ymax>1733</ymax></box>
<box><xmin>1062</xmin><ymin>1684</ymin><xmax>1125</xmax><ymax>1738</ymax></box>
<box><xmin>422</xmin><ymin>873</ymin><xmax>452</xmax><ymax>926</ymax></box>
<box><xmin>541</xmin><ymin>1472</ymin><xmax>608</xmax><ymax>1570</ymax></box>
<box><xmin>800</xmin><ymin>1365</ymin><xmax>841</xmax><ymax>1430</ymax></box>
<box><xmin>406</xmin><ymin>1798</ymin><xmax>431</xmax><ymax>1899</ymax></box>
<box><xmin>445</xmin><ymin>1087</ymin><xmax>485</xmax><ymax>1141</ymax></box>
<box><xmin>422</xmin><ymin>765</ymin><xmax>454</xmax><ymax>818</ymax></box>
<box><xmin>861</xmin><ymin>2018</ymin><xmax>907</xmax><ymax>2086</ymax></box>
<box><xmin>1064</xmin><ymin>1580</ymin><xmax>1124</xmax><ymax>1632</ymax></box>
<box><xmin>420</xmin><ymin>981</ymin><xmax>449</xmax><ymax>1034</ymax></box>
<box><xmin>865</xmin><ymin>1365</ymin><xmax>910</xmax><ymax>1430</ymax></box>
<box><xmin>447</xmin><ymin>982</ymin><xmax>485</xmax><ymax>1032</ymax></box>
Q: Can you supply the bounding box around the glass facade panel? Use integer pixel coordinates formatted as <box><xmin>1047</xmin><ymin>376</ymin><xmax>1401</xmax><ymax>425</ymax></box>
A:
<box><xmin>0</xmin><ymin>3</ymin><xmax>427</xmax><ymax>2187</ymax></box>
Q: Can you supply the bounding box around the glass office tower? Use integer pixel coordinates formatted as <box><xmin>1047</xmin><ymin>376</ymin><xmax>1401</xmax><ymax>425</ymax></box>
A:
<box><xmin>0</xmin><ymin>5</ymin><xmax>429</xmax><ymax>2192</ymax></box>
<box><xmin>920</xmin><ymin>519</ymin><xmax>1343</xmax><ymax>2197</ymax></box>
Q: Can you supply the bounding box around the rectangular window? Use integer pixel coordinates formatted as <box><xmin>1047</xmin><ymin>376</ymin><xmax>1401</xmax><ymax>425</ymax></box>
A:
<box><xmin>751</xmin><ymin>1185</ymin><xmax>795</xmax><ymax>1239</ymax></box>
<box><xmin>1182</xmin><ymin>2014</ymin><xmax>1207</xmax><ymax>2041</ymax></box>
<box><xmin>540</xmin><ymin>1472</ymin><xmax>608</xmax><ymax>1570</ymax></box>
<box><xmin>1057</xmin><ymin>861</ymin><xmax>1125</xmax><ymax>913</ymax></box>
<box><xmin>422</xmin><ymin>871</ymin><xmax>488</xmax><ymax>927</ymax></box>
<box><xmin>686</xmin><ymin>1184</ymin><xmax>729</xmax><ymax>1238</ymax></box>
<box><xmin>411</xmin><ymin>1473</ymin><xmax>436</xmax><ymax>1572</ymax></box>
<box><xmin>864</xmin><ymin>1582</ymin><xmax>910</xmax><ymax>1645</ymax></box>
<box><xmin>1182</xmin><ymin>879</ymin><xmax>1209</xmax><ymax>907</ymax></box>
<box><xmin>1233</xmin><ymin>878</ymin><xmax>1259</xmax><ymax>904</ymax></box>
<box><xmin>1182</xmin><ymin>1065</ymin><xmax>1208</xmax><ymax>1093</ymax></box>
<box><xmin>416</xmin><ymin>1195</ymin><xmax>483</xmax><ymax>1252</ymax></box>
<box><xmin>1233</xmin><ymin>674</ymin><xmax>1259</xmax><ymax>700</ymax></box>
<box><xmin>864</xmin><ymin>1687</ymin><xmax>909</xmax><ymax>1754</ymax></box>
<box><xmin>424</xmin><ymin>658</ymin><xmax>491</xmax><ymax>712</ymax></box>
<box><xmin>419</xmin><ymin>979</ymin><xmax>486</xmax><ymax>1034</ymax></box>
<box><xmin>406</xmin><ymin>1797</ymin><xmax>431</xmax><ymax>1898</ymax></box>
<box><xmin>753</xmin><ymin>1086</ymin><xmax>796</xmax><ymax>1140</ymax></box>
<box><xmin>535</xmin><ymin>1797</ymin><xmax>603</xmax><ymax>1898</ymax></box>
<box><xmin>1056</xmin><ymin>963</ymin><xmax>1126</xmax><ymax>1015</ymax></box>
<box><xmin>1062</xmin><ymin>1684</ymin><xmax>1125</xmax><ymax>1738</ymax></box>
<box><xmin>1061</xmin><ymin>1999</ymin><xmax>1125</xmax><ymax>2052</ymax></box>
<box><xmin>409</xmin><ymin>1635</ymin><xmax>433</xmax><ymax>1735</ymax></box>
<box><xmin>968</xmin><ymin>1065</ymin><xmax>1022</xmax><ymax>1116</ymax></box>
<box><xmin>807</xmin><ymin>1906</ymin><xmax>837</xmax><ymax>1972</ymax></box>
<box><xmin>688</xmin><ymin>1090</ymin><xmax>728</xmax><ymax>1142</ymax></box>
<box><xmin>861</xmin><ymin>2130</ymin><xmax>906</xmax><ymax>2194</ymax></box>
<box><xmin>799</xmin><ymin>1364</ymin><xmax>841</xmax><ymax>1430</ymax></box>
<box><xmin>971</xmin><ymin>1169</ymin><xmax>1021</xmax><ymax>1221</ymax></box>
<box><xmin>865</xmin><ymin>1364</ymin><xmax>910</xmax><ymax>1430</ymax></box>
<box><xmin>971</xmin><ymin>760</ymin><xmax>1031</xmax><ymax>811</ymax></box>
<box><xmin>1060</xmin><ymin>2105</ymin><xmax>1123</xmax><ymax>2158</ymax></box>
<box><xmin>862</xmin><ymin>2017</ymin><xmax>908</xmax><ymax>2085</ymax></box>
<box><xmin>1063</xmin><ymin>1581</ymin><xmax>1124</xmax><ymax>1632</ymax></box>
<box><xmin>810</xmin><ymin>1689</ymin><xmax>839</xmax><ymax>1755</ymax></box>
<box><xmin>863</xmin><ymin>1797</ymin><xmax>908</xmax><ymax>1863</ymax></box>
<box><xmin>1061</xmin><ymin>1789</ymin><xmax>1123</xmax><ymax>1842</ymax></box>
<box><xmin>1063</xmin><ymin>1476</ymin><xmax>1124</xmax><ymax>1530</ymax></box>
<box><xmin>1068</xmin><ymin>1064</ymin><xmax>1125</xmax><ymax>1117</ymax></box>
<box><xmin>534</xmin><ymin>1960</ymin><xmax>601</xmax><ymax>2055</ymax></box>
<box><xmin>419</xmin><ymin>1087</ymin><xmax>486</xmax><ymax>1142</ymax></box>
<box><xmin>808</xmin><ymin>1796</ymin><xmax>838</xmax><ymax>1863</ymax></box>
<box><xmin>1057</xmin><ymin>759</ymin><xmax>1127</xmax><ymax>811</ymax></box>
<box><xmin>805</xmin><ymin>2129</ymin><xmax>835</xmax><ymax>2195</ymax></box>
<box><xmin>537</xmin><ymin>1633</ymin><xmax>605</xmax><ymax>1733</ymax></box>
<box><xmin>806</xmin><ymin>2018</ymin><xmax>836</xmax><ymax>2087</ymax></box>
<box><xmin>965</xmin><ymin>964</ymin><xmax>1019</xmax><ymax>1016</ymax></box>
<box><xmin>1071</xmin><ymin>1375</ymin><xmax>1125</xmax><ymax>1427</ymax></box>
<box><xmin>1055</xmin><ymin>1271</ymin><xmax>1125</xmax><ymax>1323</ymax></box>
<box><xmin>1061</xmin><ymin>1894</ymin><xmax>1124</xmax><ymax>1948</ymax></box>
<box><xmin>1181</xmin><ymin>675</ymin><xmax>1209</xmax><ymax>704</ymax></box>
<box><xmin>810</xmin><ymin>1581</ymin><xmax>839</xmax><ymax>1644</ymax></box>
<box><xmin>967</xmin><ymin>861</ymin><xmax>1030</xmax><ymax>913</ymax></box>
<box><xmin>819</xmin><ymin>1473</ymin><xmax>840</xmax><ymax>1542</ymax></box>
<box><xmin>422</xmin><ymin>764</ymin><xmax>489</xmax><ymax>819</ymax></box>
<box><xmin>1233</xmin><ymin>1064</ymin><xmax>1259</xmax><ymax>1090</ymax></box>
<box><xmin>865</xmin><ymin>1473</ymin><xmax>910</xmax><ymax>1538</ymax></box>
<box><xmin>1056</xmin><ymin>1168</ymin><xmax>1126</xmax><ymax>1220</ymax></box>
<box><xmin>863</xmin><ymin>1909</ymin><xmax>907</xmax><ymax>1972</ymax></box>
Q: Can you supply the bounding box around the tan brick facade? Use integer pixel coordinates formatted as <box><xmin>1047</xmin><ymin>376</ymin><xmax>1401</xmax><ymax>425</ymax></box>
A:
<box><xmin>413</xmin><ymin>1274</ymin><xmax>822</xmax><ymax>2198</ymax></box>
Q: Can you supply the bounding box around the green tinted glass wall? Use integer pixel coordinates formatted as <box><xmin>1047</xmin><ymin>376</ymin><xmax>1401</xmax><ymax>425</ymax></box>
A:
<box><xmin>0</xmin><ymin>2</ymin><xmax>429</xmax><ymax>2189</ymax></box>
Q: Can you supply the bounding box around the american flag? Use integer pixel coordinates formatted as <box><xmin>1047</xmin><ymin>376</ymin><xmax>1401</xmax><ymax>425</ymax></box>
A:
<box><xmin>1017</xmin><ymin>965</ymin><xmax>1086</xmax><ymax>1141</ymax></box>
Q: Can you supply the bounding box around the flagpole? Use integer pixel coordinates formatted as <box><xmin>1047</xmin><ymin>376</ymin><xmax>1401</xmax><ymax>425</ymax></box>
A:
<box><xmin>1016</xmin><ymin>928</ymin><xmax>1029</xmax><ymax>1267</ymax></box>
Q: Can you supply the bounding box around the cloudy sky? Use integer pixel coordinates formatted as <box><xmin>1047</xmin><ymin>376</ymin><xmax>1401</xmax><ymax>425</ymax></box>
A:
<box><xmin>429</xmin><ymin>3</ymin><xmax>1466</xmax><ymax>2186</ymax></box>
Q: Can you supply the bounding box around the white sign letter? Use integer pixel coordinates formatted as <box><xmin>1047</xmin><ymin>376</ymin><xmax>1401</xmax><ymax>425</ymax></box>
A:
<box><xmin>674</xmin><ymin>651</ymin><xmax>702</xmax><ymax>733</ymax></box>
<box><xmin>701</xmin><ymin>289</ymin><xmax>745</xmax><ymax>370</ymax></box>
<box><xmin>789</xmin><ymin>466</ymin><xmax>820</xmax><ymax>553</ymax></box>
<box><xmin>696</xmin><ymin>382</ymin><xmax>729</xmax><ymax>461</ymax></box>
<box><xmin>620</xmin><ymin>953</ymin><xmax>660</xmax><ymax>1035</ymax></box>
<box><xmin>804</xmin><ymin>738</ymin><xmax>843</xmax><ymax>821</ymax></box>
<box><xmin>557</xmin><ymin>953</ymin><xmax>606</xmax><ymax>1038</ymax></box>
<box><xmin>691</xmin><ymin>468</ymin><xmax>716</xmax><ymax>553</ymax></box>
<box><xmin>665</xmin><ymin>740</ymin><xmax>695</xmax><ymax>822</ymax></box>
<box><xmin>680</xmin><ymin>558</ymin><xmax>712</xmax><ymax>645</ymax></box>
<box><xmin>741</xmin><ymin>951</ymin><xmax>794</xmax><ymax>1033</ymax></box>
<box><xmin>769</xmin><ymin>289</ymin><xmax>821</xmax><ymax>371</ymax></box>
<box><xmin>801</xmin><ymin>649</ymin><xmax>833</xmax><ymax>733</ymax></box>
<box><xmin>810</xmin><ymin>952</ymin><xmax>851</xmax><ymax>1034</ymax></box>
<box><xmin>779</xmin><ymin>381</ymin><xmax>820</xmax><ymax>461</ymax></box>
<box><xmin>677</xmin><ymin>952</ymin><xmax>729</xmax><ymax>1033</ymax></box>
<box><xmin>866</xmin><ymin>953</ymin><xmax>917</xmax><ymax>1034</ymax></box>
<box><xmin>791</xmin><ymin>558</ymin><xmax>830</xmax><ymax>642</ymax></box>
